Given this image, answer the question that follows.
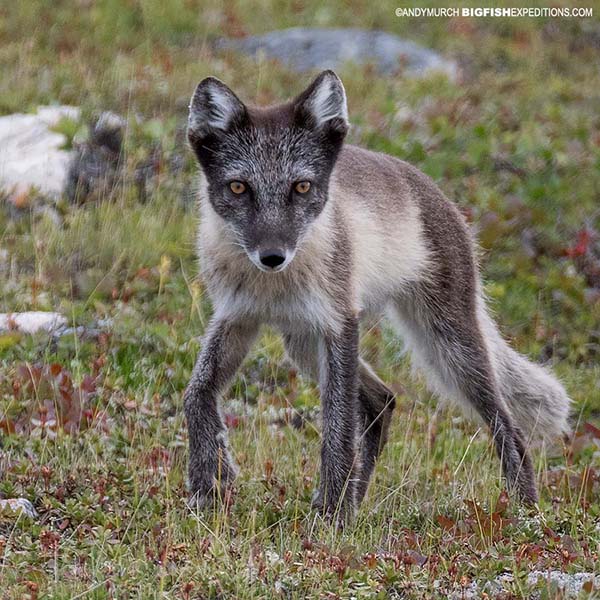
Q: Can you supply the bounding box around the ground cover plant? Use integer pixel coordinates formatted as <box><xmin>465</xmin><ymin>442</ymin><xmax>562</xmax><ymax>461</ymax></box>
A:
<box><xmin>1</xmin><ymin>1</ymin><xmax>600</xmax><ymax>597</ymax></box>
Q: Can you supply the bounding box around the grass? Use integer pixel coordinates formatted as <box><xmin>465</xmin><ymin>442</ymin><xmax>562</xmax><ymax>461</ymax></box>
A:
<box><xmin>1</xmin><ymin>1</ymin><xmax>600</xmax><ymax>597</ymax></box>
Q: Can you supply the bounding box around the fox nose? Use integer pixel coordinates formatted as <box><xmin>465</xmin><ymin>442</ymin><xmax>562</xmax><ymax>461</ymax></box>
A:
<box><xmin>259</xmin><ymin>248</ymin><xmax>286</xmax><ymax>269</ymax></box>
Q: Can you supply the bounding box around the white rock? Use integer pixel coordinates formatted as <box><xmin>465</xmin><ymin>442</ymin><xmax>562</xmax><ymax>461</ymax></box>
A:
<box><xmin>0</xmin><ymin>498</ymin><xmax>37</xmax><ymax>518</ymax></box>
<box><xmin>0</xmin><ymin>105</ymin><xmax>80</xmax><ymax>198</ymax></box>
<box><xmin>454</xmin><ymin>570</ymin><xmax>600</xmax><ymax>599</ymax></box>
<box><xmin>527</xmin><ymin>570</ymin><xmax>600</xmax><ymax>596</ymax></box>
<box><xmin>0</xmin><ymin>311</ymin><xmax>67</xmax><ymax>334</ymax></box>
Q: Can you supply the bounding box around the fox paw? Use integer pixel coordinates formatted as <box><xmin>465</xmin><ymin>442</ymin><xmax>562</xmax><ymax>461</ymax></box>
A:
<box><xmin>187</xmin><ymin>480</ymin><xmax>235</xmax><ymax>511</ymax></box>
<box><xmin>311</xmin><ymin>488</ymin><xmax>356</xmax><ymax>528</ymax></box>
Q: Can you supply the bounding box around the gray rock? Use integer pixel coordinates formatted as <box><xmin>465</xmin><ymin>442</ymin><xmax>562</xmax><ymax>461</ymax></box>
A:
<box><xmin>216</xmin><ymin>28</ymin><xmax>457</xmax><ymax>79</ymax></box>
<box><xmin>0</xmin><ymin>106</ymin><xmax>80</xmax><ymax>199</ymax></box>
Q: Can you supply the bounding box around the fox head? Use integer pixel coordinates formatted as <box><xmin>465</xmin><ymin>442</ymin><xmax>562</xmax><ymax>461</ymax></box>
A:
<box><xmin>187</xmin><ymin>70</ymin><xmax>349</xmax><ymax>272</ymax></box>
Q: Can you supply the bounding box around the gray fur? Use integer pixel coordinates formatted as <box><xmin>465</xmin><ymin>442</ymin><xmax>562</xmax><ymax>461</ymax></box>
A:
<box><xmin>184</xmin><ymin>319</ymin><xmax>258</xmax><ymax>507</ymax></box>
<box><xmin>184</xmin><ymin>71</ymin><xmax>571</xmax><ymax>520</ymax></box>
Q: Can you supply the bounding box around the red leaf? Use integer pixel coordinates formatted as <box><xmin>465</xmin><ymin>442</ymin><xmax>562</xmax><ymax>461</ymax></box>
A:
<box><xmin>50</xmin><ymin>363</ymin><xmax>62</xmax><ymax>377</ymax></box>
<box><xmin>224</xmin><ymin>413</ymin><xmax>240</xmax><ymax>429</ymax></box>
<box><xmin>544</xmin><ymin>526</ymin><xmax>560</xmax><ymax>542</ymax></box>
<box><xmin>80</xmin><ymin>375</ymin><xmax>96</xmax><ymax>393</ymax></box>
<box><xmin>363</xmin><ymin>553</ymin><xmax>377</xmax><ymax>568</ymax></box>
<box><xmin>494</xmin><ymin>490</ymin><xmax>510</xmax><ymax>515</ymax></box>
<box><xmin>436</xmin><ymin>514</ymin><xmax>456</xmax><ymax>530</ymax></box>
<box><xmin>404</xmin><ymin>549</ymin><xmax>428</xmax><ymax>567</ymax></box>
<box><xmin>565</xmin><ymin>228</ymin><xmax>592</xmax><ymax>258</ymax></box>
<box><xmin>264</xmin><ymin>459</ymin><xmax>274</xmax><ymax>481</ymax></box>
<box><xmin>0</xmin><ymin>418</ymin><xmax>15</xmax><ymax>434</ymax></box>
<box><xmin>583</xmin><ymin>422</ymin><xmax>600</xmax><ymax>439</ymax></box>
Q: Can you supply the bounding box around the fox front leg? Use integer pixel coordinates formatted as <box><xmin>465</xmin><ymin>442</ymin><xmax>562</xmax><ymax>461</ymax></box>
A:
<box><xmin>313</xmin><ymin>315</ymin><xmax>361</xmax><ymax>524</ymax></box>
<box><xmin>184</xmin><ymin>318</ymin><xmax>258</xmax><ymax>508</ymax></box>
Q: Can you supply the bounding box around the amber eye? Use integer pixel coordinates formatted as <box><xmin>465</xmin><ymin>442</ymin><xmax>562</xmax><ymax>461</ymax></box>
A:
<box><xmin>294</xmin><ymin>181</ymin><xmax>311</xmax><ymax>194</ymax></box>
<box><xmin>229</xmin><ymin>181</ymin><xmax>246</xmax><ymax>194</ymax></box>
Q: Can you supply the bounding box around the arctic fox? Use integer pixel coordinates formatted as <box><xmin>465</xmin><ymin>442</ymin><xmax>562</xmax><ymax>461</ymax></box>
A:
<box><xmin>184</xmin><ymin>70</ymin><xmax>570</xmax><ymax>521</ymax></box>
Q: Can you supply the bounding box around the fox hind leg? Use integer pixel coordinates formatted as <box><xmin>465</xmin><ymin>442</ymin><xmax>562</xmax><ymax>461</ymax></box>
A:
<box><xmin>283</xmin><ymin>333</ymin><xmax>396</xmax><ymax>506</ymax></box>
<box><xmin>355</xmin><ymin>361</ymin><xmax>396</xmax><ymax>502</ymax></box>
<box><xmin>391</xmin><ymin>290</ymin><xmax>538</xmax><ymax>504</ymax></box>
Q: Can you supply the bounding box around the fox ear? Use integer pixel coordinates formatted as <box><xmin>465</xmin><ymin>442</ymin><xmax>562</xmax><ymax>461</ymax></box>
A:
<box><xmin>294</xmin><ymin>70</ymin><xmax>349</xmax><ymax>136</ymax></box>
<box><xmin>188</xmin><ymin>77</ymin><xmax>246</xmax><ymax>144</ymax></box>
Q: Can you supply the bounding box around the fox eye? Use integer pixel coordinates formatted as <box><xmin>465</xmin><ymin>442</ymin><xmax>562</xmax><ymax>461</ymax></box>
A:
<box><xmin>294</xmin><ymin>181</ymin><xmax>311</xmax><ymax>194</ymax></box>
<box><xmin>229</xmin><ymin>181</ymin><xmax>246</xmax><ymax>194</ymax></box>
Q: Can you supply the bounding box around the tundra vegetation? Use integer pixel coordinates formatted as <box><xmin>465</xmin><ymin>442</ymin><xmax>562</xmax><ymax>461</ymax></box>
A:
<box><xmin>1</xmin><ymin>2</ymin><xmax>599</xmax><ymax>598</ymax></box>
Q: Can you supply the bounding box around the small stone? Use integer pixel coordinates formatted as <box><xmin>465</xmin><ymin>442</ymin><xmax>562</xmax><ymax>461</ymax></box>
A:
<box><xmin>0</xmin><ymin>311</ymin><xmax>67</xmax><ymax>334</ymax></box>
<box><xmin>0</xmin><ymin>498</ymin><xmax>37</xmax><ymax>518</ymax></box>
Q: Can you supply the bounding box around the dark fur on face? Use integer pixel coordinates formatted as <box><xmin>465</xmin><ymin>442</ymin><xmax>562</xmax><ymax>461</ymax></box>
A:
<box><xmin>188</xmin><ymin>71</ymin><xmax>349</xmax><ymax>269</ymax></box>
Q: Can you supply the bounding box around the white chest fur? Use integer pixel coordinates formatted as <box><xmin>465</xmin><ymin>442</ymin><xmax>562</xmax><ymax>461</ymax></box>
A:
<box><xmin>197</xmin><ymin>197</ymin><xmax>343</xmax><ymax>334</ymax></box>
